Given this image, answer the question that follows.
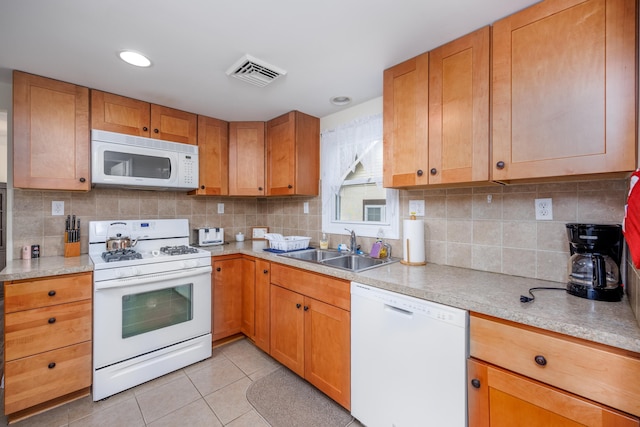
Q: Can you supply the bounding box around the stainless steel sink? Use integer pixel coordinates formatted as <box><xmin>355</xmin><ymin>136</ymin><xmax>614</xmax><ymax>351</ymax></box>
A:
<box><xmin>278</xmin><ymin>248</ymin><xmax>343</xmax><ymax>262</ymax></box>
<box><xmin>277</xmin><ymin>249</ymin><xmax>399</xmax><ymax>272</ymax></box>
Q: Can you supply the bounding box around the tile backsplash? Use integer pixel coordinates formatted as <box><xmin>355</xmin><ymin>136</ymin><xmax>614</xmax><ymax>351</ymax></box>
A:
<box><xmin>10</xmin><ymin>178</ymin><xmax>638</xmax><ymax>321</ymax></box>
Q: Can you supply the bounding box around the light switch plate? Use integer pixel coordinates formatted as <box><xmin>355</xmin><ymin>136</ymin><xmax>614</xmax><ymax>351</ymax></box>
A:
<box><xmin>218</xmin><ymin>203</ymin><xmax>224</xmax><ymax>214</ymax></box>
<box><xmin>303</xmin><ymin>202</ymin><xmax>309</xmax><ymax>214</ymax></box>
<box><xmin>409</xmin><ymin>200</ymin><xmax>425</xmax><ymax>216</ymax></box>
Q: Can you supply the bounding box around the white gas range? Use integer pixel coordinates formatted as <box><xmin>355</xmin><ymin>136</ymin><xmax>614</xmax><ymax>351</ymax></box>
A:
<box><xmin>89</xmin><ymin>219</ymin><xmax>212</xmax><ymax>401</ymax></box>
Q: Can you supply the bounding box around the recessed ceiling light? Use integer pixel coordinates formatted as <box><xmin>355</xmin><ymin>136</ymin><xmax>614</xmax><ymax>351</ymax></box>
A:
<box><xmin>330</xmin><ymin>96</ymin><xmax>352</xmax><ymax>106</ymax></box>
<box><xmin>119</xmin><ymin>50</ymin><xmax>152</xmax><ymax>67</ymax></box>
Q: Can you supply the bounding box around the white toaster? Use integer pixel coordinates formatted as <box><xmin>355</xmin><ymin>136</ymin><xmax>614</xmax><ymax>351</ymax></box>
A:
<box><xmin>194</xmin><ymin>227</ymin><xmax>224</xmax><ymax>246</ymax></box>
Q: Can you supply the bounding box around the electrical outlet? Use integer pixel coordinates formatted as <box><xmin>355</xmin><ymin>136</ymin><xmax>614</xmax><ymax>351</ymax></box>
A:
<box><xmin>408</xmin><ymin>200</ymin><xmax>425</xmax><ymax>217</ymax></box>
<box><xmin>218</xmin><ymin>203</ymin><xmax>224</xmax><ymax>214</ymax></box>
<box><xmin>535</xmin><ymin>198</ymin><xmax>553</xmax><ymax>220</ymax></box>
<box><xmin>303</xmin><ymin>202</ymin><xmax>309</xmax><ymax>214</ymax></box>
<box><xmin>52</xmin><ymin>201</ymin><xmax>64</xmax><ymax>216</ymax></box>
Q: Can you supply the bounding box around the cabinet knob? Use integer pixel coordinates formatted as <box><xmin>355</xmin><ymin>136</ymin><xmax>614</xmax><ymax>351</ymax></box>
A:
<box><xmin>288</xmin><ymin>185</ymin><xmax>293</xmax><ymax>189</ymax></box>
<box><xmin>496</xmin><ymin>161</ymin><xmax>505</xmax><ymax>170</ymax></box>
<box><xmin>48</xmin><ymin>317</ymin><xmax>56</xmax><ymax>324</ymax></box>
<box><xmin>200</xmin><ymin>185</ymin><xmax>205</xmax><ymax>190</ymax></box>
<box><xmin>48</xmin><ymin>362</ymin><xmax>56</xmax><ymax>369</ymax></box>
<box><xmin>534</xmin><ymin>355</ymin><xmax>547</xmax><ymax>366</ymax></box>
<box><xmin>216</xmin><ymin>267</ymin><xmax>221</xmax><ymax>272</ymax></box>
<box><xmin>258</xmin><ymin>187</ymin><xmax>263</xmax><ymax>191</ymax></box>
<box><xmin>48</xmin><ymin>290</ymin><xmax>56</xmax><ymax>297</ymax></box>
<box><xmin>154</xmin><ymin>128</ymin><xmax>159</xmax><ymax>134</ymax></box>
<box><xmin>430</xmin><ymin>168</ymin><xmax>437</xmax><ymax>175</ymax></box>
<box><xmin>417</xmin><ymin>169</ymin><xmax>424</xmax><ymax>177</ymax></box>
<box><xmin>304</xmin><ymin>305</ymin><xmax>309</xmax><ymax>311</ymax></box>
<box><xmin>296</xmin><ymin>303</ymin><xmax>301</xmax><ymax>309</ymax></box>
<box><xmin>143</xmin><ymin>126</ymin><xmax>148</xmax><ymax>132</ymax></box>
<box><xmin>79</xmin><ymin>177</ymin><xmax>86</xmax><ymax>183</ymax></box>
<box><xmin>263</xmin><ymin>269</ymin><xmax>268</xmax><ymax>274</ymax></box>
<box><xmin>471</xmin><ymin>378</ymin><xmax>481</xmax><ymax>388</ymax></box>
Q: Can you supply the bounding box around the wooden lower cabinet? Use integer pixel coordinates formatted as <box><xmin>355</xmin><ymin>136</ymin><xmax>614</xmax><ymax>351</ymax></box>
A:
<box><xmin>4</xmin><ymin>272</ymin><xmax>92</xmax><ymax>420</ymax></box>
<box><xmin>252</xmin><ymin>259</ymin><xmax>271</xmax><ymax>353</ymax></box>
<box><xmin>212</xmin><ymin>256</ymin><xmax>245</xmax><ymax>341</ymax></box>
<box><xmin>269</xmin><ymin>263</ymin><xmax>351</xmax><ymax>410</ymax></box>
<box><xmin>468</xmin><ymin>359</ymin><xmax>639</xmax><ymax>427</ymax></box>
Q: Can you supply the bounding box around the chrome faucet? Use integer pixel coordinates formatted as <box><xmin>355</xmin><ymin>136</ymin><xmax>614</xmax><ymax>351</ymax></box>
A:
<box><xmin>345</xmin><ymin>228</ymin><xmax>357</xmax><ymax>253</ymax></box>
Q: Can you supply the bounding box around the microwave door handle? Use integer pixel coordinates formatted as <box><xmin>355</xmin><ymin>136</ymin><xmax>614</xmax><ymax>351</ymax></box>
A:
<box><xmin>95</xmin><ymin>266</ymin><xmax>212</xmax><ymax>290</ymax></box>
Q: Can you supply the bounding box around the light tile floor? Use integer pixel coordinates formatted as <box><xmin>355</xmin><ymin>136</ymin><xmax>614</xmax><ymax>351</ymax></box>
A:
<box><xmin>1</xmin><ymin>338</ymin><xmax>364</xmax><ymax>427</ymax></box>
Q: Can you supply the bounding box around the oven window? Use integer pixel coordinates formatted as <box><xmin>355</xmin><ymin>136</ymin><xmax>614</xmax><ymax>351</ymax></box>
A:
<box><xmin>104</xmin><ymin>150</ymin><xmax>171</xmax><ymax>179</ymax></box>
<box><xmin>122</xmin><ymin>283</ymin><xmax>193</xmax><ymax>338</ymax></box>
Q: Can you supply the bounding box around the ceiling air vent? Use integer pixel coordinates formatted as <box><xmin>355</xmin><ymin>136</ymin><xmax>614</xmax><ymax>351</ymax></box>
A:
<box><xmin>226</xmin><ymin>54</ymin><xmax>287</xmax><ymax>87</ymax></box>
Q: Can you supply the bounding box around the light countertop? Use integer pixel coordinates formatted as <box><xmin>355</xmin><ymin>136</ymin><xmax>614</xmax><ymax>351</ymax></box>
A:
<box><xmin>2</xmin><ymin>241</ymin><xmax>639</xmax><ymax>354</ymax></box>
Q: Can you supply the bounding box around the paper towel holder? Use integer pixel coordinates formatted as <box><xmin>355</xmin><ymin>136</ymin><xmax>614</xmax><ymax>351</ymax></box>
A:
<box><xmin>401</xmin><ymin>214</ymin><xmax>427</xmax><ymax>266</ymax></box>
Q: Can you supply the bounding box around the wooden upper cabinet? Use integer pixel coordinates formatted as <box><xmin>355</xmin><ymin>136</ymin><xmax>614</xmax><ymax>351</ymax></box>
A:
<box><xmin>383</xmin><ymin>52</ymin><xmax>429</xmax><ymax>188</ymax></box>
<box><xmin>189</xmin><ymin>115</ymin><xmax>229</xmax><ymax>196</ymax></box>
<box><xmin>91</xmin><ymin>90</ymin><xmax>150</xmax><ymax>137</ymax></box>
<box><xmin>150</xmin><ymin>104</ymin><xmax>198</xmax><ymax>145</ymax></box>
<box><xmin>492</xmin><ymin>0</ymin><xmax>637</xmax><ymax>181</ymax></box>
<box><xmin>266</xmin><ymin>111</ymin><xmax>320</xmax><ymax>196</ymax></box>
<box><xmin>428</xmin><ymin>26</ymin><xmax>490</xmax><ymax>185</ymax></box>
<box><xmin>13</xmin><ymin>71</ymin><xmax>90</xmax><ymax>191</ymax></box>
<box><xmin>91</xmin><ymin>90</ymin><xmax>198</xmax><ymax>145</ymax></box>
<box><xmin>228</xmin><ymin>121</ymin><xmax>266</xmax><ymax>196</ymax></box>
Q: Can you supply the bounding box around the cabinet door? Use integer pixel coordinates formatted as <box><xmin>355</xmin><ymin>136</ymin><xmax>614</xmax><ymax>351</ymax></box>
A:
<box><xmin>228</xmin><ymin>121</ymin><xmax>266</xmax><ymax>196</ymax></box>
<box><xmin>468</xmin><ymin>359</ymin><xmax>639</xmax><ymax>427</ymax></box>
<box><xmin>266</xmin><ymin>111</ymin><xmax>320</xmax><ymax>196</ymax></box>
<box><xmin>150</xmin><ymin>104</ymin><xmax>198</xmax><ymax>145</ymax></box>
<box><xmin>91</xmin><ymin>90</ymin><xmax>150</xmax><ymax>137</ymax></box>
<box><xmin>383</xmin><ymin>52</ymin><xmax>429</xmax><ymax>188</ymax></box>
<box><xmin>13</xmin><ymin>71</ymin><xmax>90</xmax><ymax>191</ymax></box>
<box><xmin>212</xmin><ymin>258</ymin><xmax>243</xmax><ymax>341</ymax></box>
<box><xmin>240</xmin><ymin>258</ymin><xmax>255</xmax><ymax>337</ymax></box>
<box><xmin>253</xmin><ymin>259</ymin><xmax>271</xmax><ymax>353</ymax></box>
<box><xmin>270</xmin><ymin>284</ymin><xmax>304</xmax><ymax>376</ymax></box>
<box><xmin>304</xmin><ymin>296</ymin><xmax>351</xmax><ymax>410</ymax></box>
<box><xmin>190</xmin><ymin>115</ymin><xmax>228</xmax><ymax>195</ymax></box>
<box><xmin>492</xmin><ymin>0</ymin><xmax>636</xmax><ymax>181</ymax></box>
<box><xmin>428</xmin><ymin>26</ymin><xmax>490</xmax><ymax>185</ymax></box>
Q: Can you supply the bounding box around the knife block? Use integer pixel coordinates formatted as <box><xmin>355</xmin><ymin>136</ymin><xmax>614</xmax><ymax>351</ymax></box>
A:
<box><xmin>64</xmin><ymin>241</ymin><xmax>80</xmax><ymax>258</ymax></box>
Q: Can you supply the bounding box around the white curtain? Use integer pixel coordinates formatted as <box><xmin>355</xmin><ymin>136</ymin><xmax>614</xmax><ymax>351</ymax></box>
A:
<box><xmin>320</xmin><ymin>113</ymin><xmax>383</xmax><ymax>197</ymax></box>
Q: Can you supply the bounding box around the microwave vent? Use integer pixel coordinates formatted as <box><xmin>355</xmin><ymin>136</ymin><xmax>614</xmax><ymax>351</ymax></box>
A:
<box><xmin>226</xmin><ymin>54</ymin><xmax>287</xmax><ymax>87</ymax></box>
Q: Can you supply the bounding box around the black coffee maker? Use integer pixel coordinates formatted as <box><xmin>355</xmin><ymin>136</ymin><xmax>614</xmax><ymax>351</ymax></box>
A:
<box><xmin>566</xmin><ymin>223</ymin><xmax>623</xmax><ymax>302</ymax></box>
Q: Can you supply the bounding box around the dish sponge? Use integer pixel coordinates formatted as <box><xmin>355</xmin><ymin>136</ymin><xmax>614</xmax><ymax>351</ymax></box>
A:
<box><xmin>369</xmin><ymin>241</ymin><xmax>382</xmax><ymax>258</ymax></box>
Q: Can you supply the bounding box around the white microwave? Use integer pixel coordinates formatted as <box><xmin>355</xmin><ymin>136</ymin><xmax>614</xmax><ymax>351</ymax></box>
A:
<box><xmin>91</xmin><ymin>130</ymin><xmax>199</xmax><ymax>190</ymax></box>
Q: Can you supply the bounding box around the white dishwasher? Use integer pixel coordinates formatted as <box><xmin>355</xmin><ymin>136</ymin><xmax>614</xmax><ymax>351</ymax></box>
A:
<box><xmin>351</xmin><ymin>282</ymin><xmax>468</xmax><ymax>427</ymax></box>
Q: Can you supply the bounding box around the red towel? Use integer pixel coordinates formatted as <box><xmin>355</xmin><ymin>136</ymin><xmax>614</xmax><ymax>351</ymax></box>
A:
<box><xmin>623</xmin><ymin>170</ymin><xmax>640</xmax><ymax>268</ymax></box>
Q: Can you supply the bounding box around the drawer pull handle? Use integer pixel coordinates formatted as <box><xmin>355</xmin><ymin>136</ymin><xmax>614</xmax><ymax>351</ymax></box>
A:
<box><xmin>534</xmin><ymin>355</ymin><xmax>547</xmax><ymax>366</ymax></box>
<box><xmin>48</xmin><ymin>362</ymin><xmax>56</xmax><ymax>369</ymax></box>
<box><xmin>296</xmin><ymin>303</ymin><xmax>301</xmax><ymax>309</ymax></box>
<box><xmin>304</xmin><ymin>305</ymin><xmax>309</xmax><ymax>311</ymax></box>
<box><xmin>263</xmin><ymin>269</ymin><xmax>268</xmax><ymax>274</ymax></box>
<box><xmin>48</xmin><ymin>290</ymin><xmax>56</xmax><ymax>297</ymax></box>
<box><xmin>471</xmin><ymin>378</ymin><xmax>481</xmax><ymax>389</ymax></box>
<box><xmin>48</xmin><ymin>317</ymin><xmax>56</xmax><ymax>324</ymax></box>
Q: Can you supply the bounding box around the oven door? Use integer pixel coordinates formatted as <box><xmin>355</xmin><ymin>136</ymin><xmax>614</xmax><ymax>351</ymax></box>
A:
<box><xmin>93</xmin><ymin>266</ymin><xmax>212</xmax><ymax>369</ymax></box>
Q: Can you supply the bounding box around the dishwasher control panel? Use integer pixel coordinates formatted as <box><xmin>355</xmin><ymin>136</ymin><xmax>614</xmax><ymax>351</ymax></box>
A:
<box><xmin>351</xmin><ymin>282</ymin><xmax>467</xmax><ymax>327</ymax></box>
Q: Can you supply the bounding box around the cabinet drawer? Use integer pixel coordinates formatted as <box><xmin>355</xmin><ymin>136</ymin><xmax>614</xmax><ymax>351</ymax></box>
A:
<box><xmin>4</xmin><ymin>341</ymin><xmax>92</xmax><ymax>414</ymax></box>
<box><xmin>470</xmin><ymin>314</ymin><xmax>640</xmax><ymax>417</ymax></box>
<box><xmin>5</xmin><ymin>273</ymin><xmax>92</xmax><ymax>312</ymax></box>
<box><xmin>270</xmin><ymin>264</ymin><xmax>350</xmax><ymax>311</ymax></box>
<box><xmin>5</xmin><ymin>300</ymin><xmax>92</xmax><ymax>361</ymax></box>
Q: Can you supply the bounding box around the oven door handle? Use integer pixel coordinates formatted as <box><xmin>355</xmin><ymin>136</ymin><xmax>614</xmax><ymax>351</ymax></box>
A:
<box><xmin>95</xmin><ymin>266</ymin><xmax>212</xmax><ymax>290</ymax></box>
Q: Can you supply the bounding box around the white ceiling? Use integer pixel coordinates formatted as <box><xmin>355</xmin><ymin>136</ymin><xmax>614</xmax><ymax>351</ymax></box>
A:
<box><xmin>0</xmin><ymin>0</ymin><xmax>540</xmax><ymax>122</ymax></box>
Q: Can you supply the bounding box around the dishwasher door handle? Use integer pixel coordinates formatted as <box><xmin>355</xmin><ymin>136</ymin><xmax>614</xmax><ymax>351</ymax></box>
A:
<box><xmin>384</xmin><ymin>304</ymin><xmax>413</xmax><ymax>317</ymax></box>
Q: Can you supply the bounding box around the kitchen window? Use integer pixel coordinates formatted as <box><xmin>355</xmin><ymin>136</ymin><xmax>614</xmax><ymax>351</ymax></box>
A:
<box><xmin>321</xmin><ymin>113</ymin><xmax>399</xmax><ymax>239</ymax></box>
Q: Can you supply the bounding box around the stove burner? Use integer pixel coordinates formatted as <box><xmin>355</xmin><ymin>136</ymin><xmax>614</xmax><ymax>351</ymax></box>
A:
<box><xmin>102</xmin><ymin>249</ymin><xmax>143</xmax><ymax>263</ymax></box>
<box><xmin>160</xmin><ymin>245</ymin><xmax>200</xmax><ymax>256</ymax></box>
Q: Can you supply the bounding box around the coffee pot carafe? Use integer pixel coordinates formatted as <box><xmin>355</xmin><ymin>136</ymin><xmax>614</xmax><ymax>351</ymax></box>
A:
<box><xmin>566</xmin><ymin>223</ymin><xmax>623</xmax><ymax>302</ymax></box>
